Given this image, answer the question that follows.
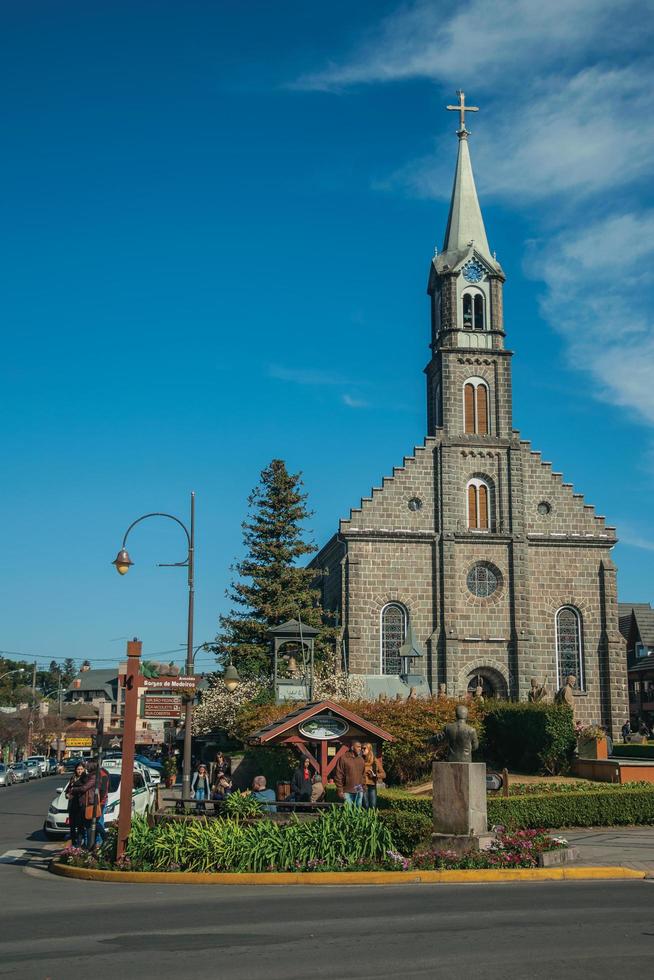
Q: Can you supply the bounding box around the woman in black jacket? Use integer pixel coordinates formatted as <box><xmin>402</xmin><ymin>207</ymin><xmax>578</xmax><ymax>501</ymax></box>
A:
<box><xmin>291</xmin><ymin>758</ymin><xmax>313</xmax><ymax>803</ymax></box>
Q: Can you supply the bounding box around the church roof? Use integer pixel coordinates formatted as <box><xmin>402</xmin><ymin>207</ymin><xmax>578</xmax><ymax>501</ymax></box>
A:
<box><xmin>436</xmin><ymin>111</ymin><xmax>503</xmax><ymax>277</ymax></box>
<box><xmin>619</xmin><ymin>602</ymin><xmax>654</xmax><ymax>646</ymax></box>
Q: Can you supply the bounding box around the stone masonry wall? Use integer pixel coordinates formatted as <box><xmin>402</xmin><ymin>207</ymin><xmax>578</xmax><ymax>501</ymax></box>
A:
<box><xmin>524</xmin><ymin>543</ymin><xmax>627</xmax><ymax>730</ymax></box>
<box><xmin>341</xmin><ymin>439</ymin><xmax>438</xmax><ymax>535</ymax></box>
<box><xmin>344</xmin><ymin>537</ymin><xmax>435</xmax><ymax>679</ymax></box>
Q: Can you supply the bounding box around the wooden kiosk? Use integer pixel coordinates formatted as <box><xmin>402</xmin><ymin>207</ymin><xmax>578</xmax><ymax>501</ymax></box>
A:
<box><xmin>248</xmin><ymin>699</ymin><xmax>394</xmax><ymax>785</ymax></box>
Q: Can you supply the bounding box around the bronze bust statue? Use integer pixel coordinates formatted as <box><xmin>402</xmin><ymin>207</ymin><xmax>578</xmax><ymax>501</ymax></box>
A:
<box><xmin>438</xmin><ymin>705</ymin><xmax>479</xmax><ymax>763</ymax></box>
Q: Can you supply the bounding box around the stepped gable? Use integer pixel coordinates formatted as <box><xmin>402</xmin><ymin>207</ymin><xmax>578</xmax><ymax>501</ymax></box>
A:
<box><xmin>340</xmin><ymin>437</ymin><xmax>438</xmax><ymax>535</ymax></box>
<box><xmin>516</xmin><ymin>433</ymin><xmax>615</xmax><ymax>540</ymax></box>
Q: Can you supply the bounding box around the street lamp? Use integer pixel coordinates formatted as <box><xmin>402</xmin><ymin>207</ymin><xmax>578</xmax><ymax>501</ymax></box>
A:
<box><xmin>0</xmin><ymin>668</ymin><xmax>25</xmax><ymax>683</ymax></box>
<box><xmin>222</xmin><ymin>663</ymin><xmax>241</xmax><ymax>692</ymax></box>
<box><xmin>193</xmin><ymin>642</ymin><xmax>240</xmax><ymax>691</ymax></box>
<box><xmin>112</xmin><ymin>492</ymin><xmax>196</xmax><ymax>799</ymax></box>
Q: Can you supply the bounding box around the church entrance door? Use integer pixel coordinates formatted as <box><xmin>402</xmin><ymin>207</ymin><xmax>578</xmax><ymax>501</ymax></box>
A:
<box><xmin>466</xmin><ymin>667</ymin><xmax>507</xmax><ymax>700</ymax></box>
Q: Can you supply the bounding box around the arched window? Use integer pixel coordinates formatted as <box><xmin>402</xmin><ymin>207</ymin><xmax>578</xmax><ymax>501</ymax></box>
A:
<box><xmin>474</xmin><ymin>293</ymin><xmax>484</xmax><ymax>331</ymax></box>
<box><xmin>467</xmin><ymin>478</ymin><xmax>491</xmax><ymax>530</ymax></box>
<box><xmin>462</xmin><ymin>291</ymin><xmax>485</xmax><ymax>331</ymax></box>
<box><xmin>380</xmin><ymin>603</ymin><xmax>407</xmax><ymax>675</ymax></box>
<box><xmin>462</xmin><ymin>293</ymin><xmax>473</xmax><ymax>330</ymax></box>
<box><xmin>556</xmin><ymin>606</ymin><xmax>584</xmax><ymax>690</ymax></box>
<box><xmin>463</xmin><ymin>378</ymin><xmax>489</xmax><ymax>435</ymax></box>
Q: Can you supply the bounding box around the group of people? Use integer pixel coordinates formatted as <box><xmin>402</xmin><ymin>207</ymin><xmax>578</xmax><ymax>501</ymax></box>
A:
<box><xmin>65</xmin><ymin>760</ymin><xmax>110</xmax><ymax>849</ymax></box>
<box><xmin>334</xmin><ymin>740</ymin><xmax>385</xmax><ymax>808</ymax></box>
<box><xmin>190</xmin><ymin>751</ymin><xmax>233</xmax><ymax>803</ymax></box>
<box><xmin>190</xmin><ymin>742</ymin><xmax>386</xmax><ymax>811</ymax></box>
<box><xmin>621</xmin><ymin>718</ymin><xmax>653</xmax><ymax>741</ymax></box>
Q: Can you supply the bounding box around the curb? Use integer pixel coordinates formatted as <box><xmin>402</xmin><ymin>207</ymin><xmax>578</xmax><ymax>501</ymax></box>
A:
<box><xmin>49</xmin><ymin>861</ymin><xmax>646</xmax><ymax>886</ymax></box>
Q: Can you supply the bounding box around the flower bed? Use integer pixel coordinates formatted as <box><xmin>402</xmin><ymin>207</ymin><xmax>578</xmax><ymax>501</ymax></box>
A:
<box><xmin>56</xmin><ymin>811</ymin><xmax>566</xmax><ymax>875</ymax></box>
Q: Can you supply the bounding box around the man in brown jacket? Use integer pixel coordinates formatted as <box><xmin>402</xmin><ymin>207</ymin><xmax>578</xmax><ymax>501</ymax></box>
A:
<box><xmin>334</xmin><ymin>740</ymin><xmax>365</xmax><ymax>807</ymax></box>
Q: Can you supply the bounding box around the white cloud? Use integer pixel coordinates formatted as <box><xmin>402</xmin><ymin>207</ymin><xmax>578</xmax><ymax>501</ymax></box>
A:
<box><xmin>342</xmin><ymin>393</ymin><xmax>369</xmax><ymax>409</ymax></box>
<box><xmin>526</xmin><ymin>210</ymin><xmax>654</xmax><ymax>424</ymax></box>
<box><xmin>267</xmin><ymin>364</ymin><xmax>351</xmax><ymax>386</ymax></box>
<box><xmin>383</xmin><ymin>65</ymin><xmax>654</xmax><ymax>205</ymax></box>
<box><xmin>295</xmin><ymin>0</ymin><xmax>643</xmax><ymax>91</ymax></box>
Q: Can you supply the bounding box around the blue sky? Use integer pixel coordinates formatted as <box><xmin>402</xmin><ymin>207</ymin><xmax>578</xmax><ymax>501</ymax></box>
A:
<box><xmin>2</xmin><ymin>0</ymin><xmax>654</xmax><ymax>676</ymax></box>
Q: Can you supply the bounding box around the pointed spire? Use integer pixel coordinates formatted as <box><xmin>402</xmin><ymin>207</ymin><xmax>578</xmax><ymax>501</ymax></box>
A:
<box><xmin>442</xmin><ymin>130</ymin><xmax>492</xmax><ymax>264</ymax></box>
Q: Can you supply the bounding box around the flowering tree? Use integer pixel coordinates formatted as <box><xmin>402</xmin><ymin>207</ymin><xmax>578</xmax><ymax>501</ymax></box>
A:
<box><xmin>192</xmin><ymin>678</ymin><xmax>273</xmax><ymax>738</ymax></box>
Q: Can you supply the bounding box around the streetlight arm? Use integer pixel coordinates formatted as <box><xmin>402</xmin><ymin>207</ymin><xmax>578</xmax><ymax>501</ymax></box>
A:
<box><xmin>121</xmin><ymin>512</ymin><xmax>191</xmax><ymax>563</ymax></box>
<box><xmin>0</xmin><ymin>669</ymin><xmax>25</xmax><ymax>683</ymax></box>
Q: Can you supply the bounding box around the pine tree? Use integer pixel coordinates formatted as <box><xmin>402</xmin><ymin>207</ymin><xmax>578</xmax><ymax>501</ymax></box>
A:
<box><xmin>61</xmin><ymin>658</ymin><xmax>76</xmax><ymax>685</ymax></box>
<box><xmin>214</xmin><ymin>459</ymin><xmax>333</xmax><ymax>679</ymax></box>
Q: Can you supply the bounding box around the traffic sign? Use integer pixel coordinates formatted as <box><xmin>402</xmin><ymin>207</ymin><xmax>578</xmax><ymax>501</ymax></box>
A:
<box><xmin>143</xmin><ymin>695</ymin><xmax>183</xmax><ymax>719</ymax></box>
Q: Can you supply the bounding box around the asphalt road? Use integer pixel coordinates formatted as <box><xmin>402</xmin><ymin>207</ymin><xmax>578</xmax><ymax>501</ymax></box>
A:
<box><xmin>2</xmin><ymin>779</ymin><xmax>654</xmax><ymax>980</ymax></box>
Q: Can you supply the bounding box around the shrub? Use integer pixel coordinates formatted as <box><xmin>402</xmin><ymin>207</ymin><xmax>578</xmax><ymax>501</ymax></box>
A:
<box><xmin>379</xmin><ymin>785</ymin><xmax>654</xmax><ymax>829</ymax></box>
<box><xmin>378</xmin><ymin>808</ymin><xmax>433</xmax><ymax>853</ymax></box>
<box><xmin>113</xmin><ymin>808</ymin><xmax>394</xmax><ymax>873</ymax></box>
<box><xmin>482</xmin><ymin>701</ymin><xmax>575</xmax><ymax>775</ymax></box>
<box><xmin>612</xmin><ymin>744</ymin><xmax>654</xmax><ymax>761</ymax></box>
<box><xmin>233</xmin><ymin>696</ymin><xmax>483</xmax><ymax>785</ymax></box>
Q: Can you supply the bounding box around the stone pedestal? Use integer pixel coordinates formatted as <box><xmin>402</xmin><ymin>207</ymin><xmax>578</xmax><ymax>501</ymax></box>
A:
<box><xmin>431</xmin><ymin>761</ymin><xmax>491</xmax><ymax>852</ymax></box>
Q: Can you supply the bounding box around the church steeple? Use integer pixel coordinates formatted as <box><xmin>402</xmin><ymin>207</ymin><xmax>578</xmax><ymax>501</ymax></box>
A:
<box><xmin>442</xmin><ymin>128</ymin><xmax>492</xmax><ymax>266</ymax></box>
<box><xmin>425</xmin><ymin>91</ymin><xmax>511</xmax><ymax>440</ymax></box>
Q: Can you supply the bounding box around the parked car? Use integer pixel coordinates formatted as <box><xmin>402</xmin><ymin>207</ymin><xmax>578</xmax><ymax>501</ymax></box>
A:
<box><xmin>135</xmin><ymin>754</ymin><xmax>164</xmax><ymax>774</ymax></box>
<box><xmin>26</xmin><ymin>755</ymin><xmax>49</xmax><ymax>775</ymax></box>
<box><xmin>0</xmin><ymin>764</ymin><xmax>15</xmax><ymax>787</ymax></box>
<box><xmin>9</xmin><ymin>763</ymin><xmax>28</xmax><ymax>783</ymax></box>
<box><xmin>44</xmin><ymin>767</ymin><xmax>154</xmax><ymax>838</ymax></box>
<box><xmin>24</xmin><ymin>760</ymin><xmax>42</xmax><ymax>780</ymax></box>
<box><xmin>102</xmin><ymin>755</ymin><xmax>161</xmax><ymax>786</ymax></box>
<box><xmin>62</xmin><ymin>757</ymin><xmax>88</xmax><ymax>772</ymax></box>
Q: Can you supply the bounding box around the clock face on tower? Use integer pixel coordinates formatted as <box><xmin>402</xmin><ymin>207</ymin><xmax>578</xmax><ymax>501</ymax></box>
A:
<box><xmin>462</xmin><ymin>260</ymin><xmax>484</xmax><ymax>284</ymax></box>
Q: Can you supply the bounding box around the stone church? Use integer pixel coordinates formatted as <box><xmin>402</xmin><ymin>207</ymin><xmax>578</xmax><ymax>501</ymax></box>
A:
<box><xmin>312</xmin><ymin>95</ymin><xmax>628</xmax><ymax>733</ymax></box>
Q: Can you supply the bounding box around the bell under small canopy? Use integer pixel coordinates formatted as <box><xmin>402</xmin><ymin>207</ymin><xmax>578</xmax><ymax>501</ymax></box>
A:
<box><xmin>399</xmin><ymin>623</ymin><xmax>424</xmax><ymax>662</ymax></box>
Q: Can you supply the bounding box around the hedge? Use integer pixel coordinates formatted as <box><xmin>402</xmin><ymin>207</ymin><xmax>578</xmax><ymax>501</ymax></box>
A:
<box><xmin>612</xmin><ymin>743</ymin><xmax>654</xmax><ymax>761</ymax></box>
<box><xmin>235</xmin><ymin>696</ymin><xmax>485</xmax><ymax>785</ymax></box>
<box><xmin>482</xmin><ymin>701</ymin><xmax>575</xmax><ymax>775</ymax></box>
<box><xmin>378</xmin><ymin>786</ymin><xmax>654</xmax><ymax>830</ymax></box>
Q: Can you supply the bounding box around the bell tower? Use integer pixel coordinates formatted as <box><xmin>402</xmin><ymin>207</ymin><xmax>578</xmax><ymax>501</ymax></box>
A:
<box><xmin>426</xmin><ymin>92</ymin><xmax>512</xmax><ymax>440</ymax></box>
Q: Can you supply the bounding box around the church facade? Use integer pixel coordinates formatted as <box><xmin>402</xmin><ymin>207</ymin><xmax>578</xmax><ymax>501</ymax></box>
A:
<box><xmin>311</xmin><ymin>96</ymin><xmax>628</xmax><ymax>733</ymax></box>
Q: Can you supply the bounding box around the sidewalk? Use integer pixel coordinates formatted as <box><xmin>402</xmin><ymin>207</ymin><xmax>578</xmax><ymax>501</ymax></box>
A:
<box><xmin>558</xmin><ymin>828</ymin><xmax>654</xmax><ymax>873</ymax></box>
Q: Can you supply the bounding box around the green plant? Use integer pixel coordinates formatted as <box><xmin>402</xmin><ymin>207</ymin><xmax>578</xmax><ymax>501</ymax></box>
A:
<box><xmin>482</xmin><ymin>702</ymin><xmax>575</xmax><ymax>775</ymax></box>
<box><xmin>378</xmin><ymin>784</ymin><xmax>654</xmax><ymax>829</ymax></box>
<box><xmin>121</xmin><ymin>806</ymin><xmax>394</xmax><ymax>873</ymax></box>
<box><xmin>378</xmin><ymin>808</ymin><xmax>433</xmax><ymax>853</ymax></box>
<box><xmin>223</xmin><ymin>792</ymin><xmax>264</xmax><ymax>818</ymax></box>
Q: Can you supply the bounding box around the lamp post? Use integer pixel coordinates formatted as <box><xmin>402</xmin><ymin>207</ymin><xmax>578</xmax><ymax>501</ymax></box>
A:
<box><xmin>0</xmin><ymin>668</ymin><xmax>25</xmax><ymax>683</ymax></box>
<box><xmin>112</xmin><ymin>492</ymin><xmax>195</xmax><ymax>799</ymax></box>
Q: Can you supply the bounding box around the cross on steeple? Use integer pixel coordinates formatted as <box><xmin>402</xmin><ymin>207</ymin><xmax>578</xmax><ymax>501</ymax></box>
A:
<box><xmin>447</xmin><ymin>90</ymin><xmax>479</xmax><ymax>136</ymax></box>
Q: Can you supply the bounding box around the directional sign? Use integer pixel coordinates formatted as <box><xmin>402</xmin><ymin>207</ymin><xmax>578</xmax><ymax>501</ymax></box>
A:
<box><xmin>143</xmin><ymin>695</ymin><xmax>183</xmax><ymax>719</ymax></box>
<box><xmin>142</xmin><ymin>676</ymin><xmax>197</xmax><ymax>691</ymax></box>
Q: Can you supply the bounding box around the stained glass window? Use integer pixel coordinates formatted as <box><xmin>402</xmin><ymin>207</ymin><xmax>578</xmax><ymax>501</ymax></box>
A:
<box><xmin>381</xmin><ymin>604</ymin><xmax>407</xmax><ymax>675</ymax></box>
<box><xmin>556</xmin><ymin>606</ymin><xmax>583</xmax><ymax>689</ymax></box>
<box><xmin>467</xmin><ymin>564</ymin><xmax>499</xmax><ymax>598</ymax></box>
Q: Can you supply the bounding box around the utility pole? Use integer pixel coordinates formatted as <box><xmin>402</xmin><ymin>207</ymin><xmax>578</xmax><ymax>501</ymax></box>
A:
<box><xmin>26</xmin><ymin>661</ymin><xmax>37</xmax><ymax>757</ymax></box>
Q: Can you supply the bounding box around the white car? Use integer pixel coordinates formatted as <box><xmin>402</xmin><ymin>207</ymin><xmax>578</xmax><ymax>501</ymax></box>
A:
<box><xmin>44</xmin><ymin>766</ymin><xmax>154</xmax><ymax>839</ymax></box>
<box><xmin>27</xmin><ymin>755</ymin><xmax>49</xmax><ymax>775</ymax></box>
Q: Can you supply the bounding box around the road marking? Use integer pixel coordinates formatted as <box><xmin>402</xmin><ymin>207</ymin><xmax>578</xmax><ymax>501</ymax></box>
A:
<box><xmin>0</xmin><ymin>848</ymin><xmax>26</xmax><ymax>864</ymax></box>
